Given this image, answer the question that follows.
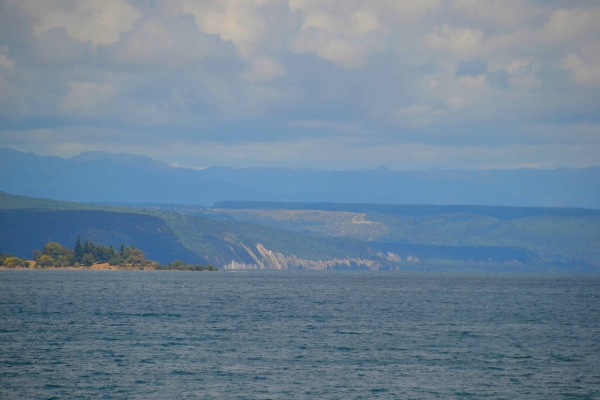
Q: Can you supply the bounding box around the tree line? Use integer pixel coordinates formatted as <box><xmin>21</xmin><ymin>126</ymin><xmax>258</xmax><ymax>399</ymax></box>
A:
<box><xmin>0</xmin><ymin>253</ymin><xmax>30</xmax><ymax>268</ymax></box>
<box><xmin>31</xmin><ymin>237</ymin><xmax>148</xmax><ymax>268</ymax></box>
<box><xmin>27</xmin><ymin>237</ymin><xmax>217</xmax><ymax>270</ymax></box>
<box><xmin>157</xmin><ymin>260</ymin><xmax>218</xmax><ymax>271</ymax></box>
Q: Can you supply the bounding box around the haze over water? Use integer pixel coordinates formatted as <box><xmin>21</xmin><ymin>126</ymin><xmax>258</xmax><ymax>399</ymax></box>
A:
<box><xmin>1</xmin><ymin>271</ymin><xmax>599</xmax><ymax>398</ymax></box>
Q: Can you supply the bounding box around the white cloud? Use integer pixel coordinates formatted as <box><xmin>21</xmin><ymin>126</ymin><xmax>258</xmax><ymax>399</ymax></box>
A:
<box><xmin>398</xmin><ymin>104</ymin><xmax>429</xmax><ymax>115</ymax></box>
<box><xmin>0</xmin><ymin>46</ymin><xmax>14</xmax><ymax>68</ymax></box>
<box><xmin>62</xmin><ymin>81</ymin><xmax>115</xmax><ymax>111</ymax></box>
<box><xmin>290</xmin><ymin>0</ymin><xmax>381</xmax><ymax>37</ymax></box>
<box><xmin>292</xmin><ymin>29</ymin><xmax>386</xmax><ymax>68</ymax></box>
<box><xmin>445</xmin><ymin>98</ymin><xmax>464</xmax><ymax>110</ymax></box>
<box><xmin>0</xmin><ymin>55</ymin><xmax>13</xmax><ymax>69</ymax></box>
<box><xmin>510</xmin><ymin>74</ymin><xmax>540</xmax><ymax>90</ymax></box>
<box><xmin>288</xmin><ymin>0</ymin><xmax>438</xmax><ymax>68</ymax></box>
<box><xmin>496</xmin><ymin>59</ymin><xmax>540</xmax><ymax>90</ymax></box>
<box><xmin>505</xmin><ymin>60</ymin><xmax>532</xmax><ymax>74</ymax></box>
<box><xmin>15</xmin><ymin>0</ymin><xmax>142</xmax><ymax>45</ymax></box>
<box><xmin>379</xmin><ymin>0</ymin><xmax>441</xmax><ymax>23</ymax></box>
<box><xmin>421</xmin><ymin>7</ymin><xmax>600</xmax><ymax>69</ymax></box>
<box><xmin>118</xmin><ymin>19</ymin><xmax>174</xmax><ymax>63</ymax></box>
<box><xmin>424</xmin><ymin>25</ymin><xmax>484</xmax><ymax>59</ymax></box>
<box><xmin>540</xmin><ymin>7</ymin><xmax>600</xmax><ymax>44</ymax></box>
<box><xmin>451</xmin><ymin>0</ymin><xmax>542</xmax><ymax>28</ymax></box>
<box><xmin>459</xmin><ymin>75</ymin><xmax>486</xmax><ymax>88</ymax></box>
<box><xmin>106</xmin><ymin>15</ymin><xmax>235</xmax><ymax>69</ymax></box>
<box><xmin>289</xmin><ymin>0</ymin><xmax>389</xmax><ymax>68</ymax></box>
<box><xmin>241</xmin><ymin>56</ymin><xmax>286</xmax><ymax>82</ymax></box>
<box><xmin>392</xmin><ymin>104</ymin><xmax>447</xmax><ymax>128</ymax></box>
<box><xmin>0</xmin><ymin>77</ymin><xmax>11</xmax><ymax>100</ymax></box>
<box><xmin>172</xmin><ymin>0</ymin><xmax>279</xmax><ymax>57</ymax></box>
<box><xmin>562</xmin><ymin>42</ymin><xmax>600</xmax><ymax>87</ymax></box>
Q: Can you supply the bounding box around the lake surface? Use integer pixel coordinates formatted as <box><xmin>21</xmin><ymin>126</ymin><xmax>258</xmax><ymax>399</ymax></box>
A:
<box><xmin>1</xmin><ymin>271</ymin><xmax>599</xmax><ymax>399</ymax></box>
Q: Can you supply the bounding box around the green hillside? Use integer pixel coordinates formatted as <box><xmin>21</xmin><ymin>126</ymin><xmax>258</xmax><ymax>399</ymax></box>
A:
<box><xmin>366</xmin><ymin>212</ymin><xmax>600</xmax><ymax>266</ymax></box>
<box><xmin>0</xmin><ymin>209</ymin><xmax>200</xmax><ymax>264</ymax></box>
<box><xmin>1</xmin><ymin>192</ymin><xmax>598</xmax><ymax>271</ymax></box>
<box><xmin>205</xmin><ymin>202</ymin><xmax>600</xmax><ymax>267</ymax></box>
<box><xmin>0</xmin><ymin>191</ymin><xmax>105</xmax><ymax>210</ymax></box>
<box><xmin>158</xmin><ymin>211</ymin><xmax>370</xmax><ymax>264</ymax></box>
<box><xmin>215</xmin><ymin>201</ymin><xmax>600</xmax><ymax>220</ymax></box>
<box><xmin>0</xmin><ymin>192</ymin><xmax>374</xmax><ymax>269</ymax></box>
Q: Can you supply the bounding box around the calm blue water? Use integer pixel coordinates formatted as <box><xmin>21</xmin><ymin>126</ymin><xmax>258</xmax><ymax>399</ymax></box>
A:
<box><xmin>1</xmin><ymin>271</ymin><xmax>599</xmax><ymax>399</ymax></box>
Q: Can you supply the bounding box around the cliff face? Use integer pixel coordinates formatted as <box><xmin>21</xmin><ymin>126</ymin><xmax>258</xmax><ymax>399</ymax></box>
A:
<box><xmin>224</xmin><ymin>243</ymin><xmax>386</xmax><ymax>270</ymax></box>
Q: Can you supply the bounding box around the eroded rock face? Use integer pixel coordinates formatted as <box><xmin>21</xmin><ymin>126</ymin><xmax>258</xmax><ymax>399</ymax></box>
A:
<box><xmin>224</xmin><ymin>243</ymin><xmax>383</xmax><ymax>270</ymax></box>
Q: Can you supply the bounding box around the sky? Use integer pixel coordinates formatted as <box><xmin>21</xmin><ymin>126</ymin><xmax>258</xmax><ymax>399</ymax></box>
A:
<box><xmin>0</xmin><ymin>0</ymin><xmax>599</xmax><ymax>170</ymax></box>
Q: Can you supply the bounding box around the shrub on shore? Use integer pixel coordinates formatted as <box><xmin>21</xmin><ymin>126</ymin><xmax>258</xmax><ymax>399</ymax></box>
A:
<box><xmin>155</xmin><ymin>260</ymin><xmax>218</xmax><ymax>271</ymax></box>
<box><xmin>0</xmin><ymin>253</ymin><xmax>30</xmax><ymax>268</ymax></box>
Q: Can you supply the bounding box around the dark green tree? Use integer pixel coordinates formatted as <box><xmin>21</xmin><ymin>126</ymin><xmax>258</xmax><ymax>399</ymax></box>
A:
<box><xmin>167</xmin><ymin>260</ymin><xmax>187</xmax><ymax>270</ymax></box>
<box><xmin>42</xmin><ymin>242</ymin><xmax>68</xmax><ymax>260</ymax></box>
<box><xmin>129</xmin><ymin>248</ymin><xmax>145</xmax><ymax>266</ymax></box>
<box><xmin>74</xmin><ymin>236</ymin><xmax>84</xmax><ymax>263</ymax></box>
<box><xmin>81</xmin><ymin>253</ymin><xmax>95</xmax><ymax>267</ymax></box>
<box><xmin>108</xmin><ymin>245</ymin><xmax>116</xmax><ymax>259</ymax></box>
<box><xmin>96</xmin><ymin>244</ymin><xmax>107</xmax><ymax>263</ymax></box>
<box><xmin>68</xmin><ymin>249</ymin><xmax>77</xmax><ymax>265</ymax></box>
<box><xmin>37</xmin><ymin>255</ymin><xmax>54</xmax><ymax>268</ymax></box>
<box><xmin>83</xmin><ymin>240</ymin><xmax>95</xmax><ymax>258</ymax></box>
<box><xmin>56</xmin><ymin>255</ymin><xmax>70</xmax><ymax>267</ymax></box>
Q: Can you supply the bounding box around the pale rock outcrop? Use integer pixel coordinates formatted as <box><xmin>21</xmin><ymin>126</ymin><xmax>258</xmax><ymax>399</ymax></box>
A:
<box><xmin>224</xmin><ymin>242</ymin><xmax>383</xmax><ymax>270</ymax></box>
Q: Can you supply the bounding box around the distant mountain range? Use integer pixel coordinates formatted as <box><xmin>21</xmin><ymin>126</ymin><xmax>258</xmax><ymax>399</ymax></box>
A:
<box><xmin>1</xmin><ymin>147</ymin><xmax>599</xmax><ymax>208</ymax></box>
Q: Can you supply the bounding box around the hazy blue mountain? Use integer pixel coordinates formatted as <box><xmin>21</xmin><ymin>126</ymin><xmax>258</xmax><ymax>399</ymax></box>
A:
<box><xmin>1</xmin><ymin>147</ymin><xmax>599</xmax><ymax>207</ymax></box>
<box><xmin>0</xmin><ymin>148</ymin><xmax>265</xmax><ymax>205</ymax></box>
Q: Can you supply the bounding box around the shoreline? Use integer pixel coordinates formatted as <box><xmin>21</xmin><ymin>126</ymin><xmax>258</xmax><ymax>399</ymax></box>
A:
<box><xmin>0</xmin><ymin>267</ymin><xmax>216</xmax><ymax>271</ymax></box>
<box><xmin>0</xmin><ymin>262</ymin><xmax>217</xmax><ymax>271</ymax></box>
<box><xmin>0</xmin><ymin>262</ymin><xmax>135</xmax><ymax>271</ymax></box>
<box><xmin>1</xmin><ymin>266</ymin><xmax>153</xmax><ymax>271</ymax></box>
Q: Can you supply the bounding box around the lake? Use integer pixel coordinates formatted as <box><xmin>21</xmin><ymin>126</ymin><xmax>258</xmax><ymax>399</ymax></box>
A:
<box><xmin>1</xmin><ymin>270</ymin><xmax>599</xmax><ymax>398</ymax></box>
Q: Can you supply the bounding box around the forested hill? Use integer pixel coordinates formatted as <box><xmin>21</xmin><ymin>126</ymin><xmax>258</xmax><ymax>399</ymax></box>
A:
<box><xmin>0</xmin><ymin>192</ymin><xmax>376</xmax><ymax>269</ymax></box>
<box><xmin>214</xmin><ymin>201</ymin><xmax>600</xmax><ymax>220</ymax></box>
<box><xmin>0</xmin><ymin>190</ymin><xmax>106</xmax><ymax>210</ymax></box>
<box><xmin>1</xmin><ymin>191</ymin><xmax>599</xmax><ymax>271</ymax></box>
<box><xmin>202</xmin><ymin>202</ymin><xmax>600</xmax><ymax>269</ymax></box>
<box><xmin>0</xmin><ymin>209</ymin><xmax>200</xmax><ymax>265</ymax></box>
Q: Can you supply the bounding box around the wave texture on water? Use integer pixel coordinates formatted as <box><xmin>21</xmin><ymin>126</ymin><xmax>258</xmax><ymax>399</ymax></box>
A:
<box><xmin>1</xmin><ymin>271</ymin><xmax>599</xmax><ymax>399</ymax></box>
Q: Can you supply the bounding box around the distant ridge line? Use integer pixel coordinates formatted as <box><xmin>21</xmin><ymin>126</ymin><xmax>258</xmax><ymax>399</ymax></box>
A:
<box><xmin>214</xmin><ymin>201</ymin><xmax>600</xmax><ymax>220</ymax></box>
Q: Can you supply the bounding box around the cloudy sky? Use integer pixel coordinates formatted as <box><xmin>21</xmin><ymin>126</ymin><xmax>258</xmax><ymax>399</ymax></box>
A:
<box><xmin>0</xmin><ymin>0</ymin><xmax>599</xmax><ymax>170</ymax></box>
